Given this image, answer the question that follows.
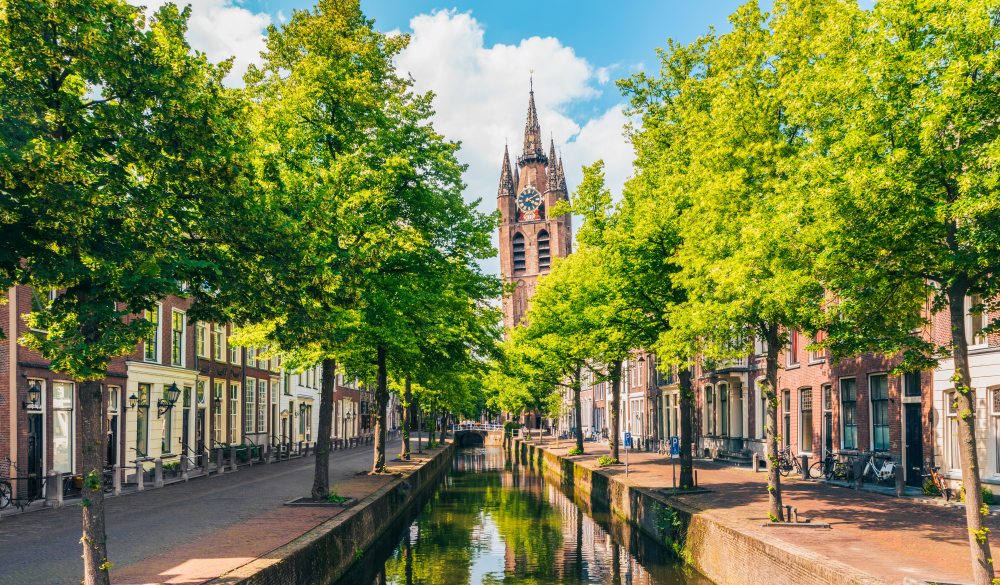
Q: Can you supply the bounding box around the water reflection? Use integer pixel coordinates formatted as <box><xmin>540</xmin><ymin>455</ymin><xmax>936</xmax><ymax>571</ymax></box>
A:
<box><xmin>338</xmin><ymin>448</ymin><xmax>708</xmax><ymax>585</ymax></box>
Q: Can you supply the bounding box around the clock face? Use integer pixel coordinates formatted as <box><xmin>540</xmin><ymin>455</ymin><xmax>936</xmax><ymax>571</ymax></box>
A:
<box><xmin>517</xmin><ymin>187</ymin><xmax>542</xmax><ymax>212</ymax></box>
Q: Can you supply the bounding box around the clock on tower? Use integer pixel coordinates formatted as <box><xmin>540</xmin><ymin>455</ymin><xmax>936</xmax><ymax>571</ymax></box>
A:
<box><xmin>496</xmin><ymin>84</ymin><xmax>573</xmax><ymax>332</ymax></box>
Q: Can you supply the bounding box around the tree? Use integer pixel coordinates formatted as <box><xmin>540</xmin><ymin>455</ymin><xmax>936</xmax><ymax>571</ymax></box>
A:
<box><xmin>626</xmin><ymin>3</ymin><xmax>827</xmax><ymax>520</ymax></box>
<box><xmin>238</xmin><ymin>0</ymin><xmax>406</xmax><ymax>499</ymax></box>
<box><xmin>0</xmin><ymin>2</ymin><xmax>256</xmax><ymax>582</ymax></box>
<box><xmin>796</xmin><ymin>0</ymin><xmax>1000</xmax><ymax>579</ymax></box>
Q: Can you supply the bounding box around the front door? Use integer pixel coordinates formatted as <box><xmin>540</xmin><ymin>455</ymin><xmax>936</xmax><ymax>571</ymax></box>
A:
<box><xmin>106</xmin><ymin>414</ymin><xmax>118</xmax><ymax>466</ymax></box>
<box><xmin>195</xmin><ymin>410</ymin><xmax>205</xmax><ymax>467</ymax></box>
<box><xmin>823</xmin><ymin>412</ymin><xmax>833</xmax><ymax>454</ymax></box>
<box><xmin>904</xmin><ymin>403</ymin><xmax>924</xmax><ymax>487</ymax></box>
<box><xmin>26</xmin><ymin>414</ymin><xmax>43</xmax><ymax>499</ymax></box>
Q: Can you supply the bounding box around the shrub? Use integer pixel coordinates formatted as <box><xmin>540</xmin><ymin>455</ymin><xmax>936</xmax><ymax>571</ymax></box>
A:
<box><xmin>325</xmin><ymin>489</ymin><xmax>348</xmax><ymax>504</ymax></box>
<box><xmin>597</xmin><ymin>455</ymin><xmax>619</xmax><ymax>467</ymax></box>
<box><xmin>958</xmin><ymin>485</ymin><xmax>995</xmax><ymax>506</ymax></box>
<box><xmin>567</xmin><ymin>447</ymin><xmax>583</xmax><ymax>456</ymax></box>
<box><xmin>922</xmin><ymin>478</ymin><xmax>941</xmax><ymax>497</ymax></box>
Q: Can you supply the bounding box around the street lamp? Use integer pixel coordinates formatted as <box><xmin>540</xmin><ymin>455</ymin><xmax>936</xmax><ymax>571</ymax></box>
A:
<box><xmin>128</xmin><ymin>393</ymin><xmax>139</xmax><ymax>410</ymax></box>
<box><xmin>22</xmin><ymin>379</ymin><xmax>42</xmax><ymax>410</ymax></box>
<box><xmin>157</xmin><ymin>382</ymin><xmax>181</xmax><ymax>418</ymax></box>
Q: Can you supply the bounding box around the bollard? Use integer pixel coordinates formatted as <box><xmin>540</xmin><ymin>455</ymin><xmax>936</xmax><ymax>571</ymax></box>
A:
<box><xmin>113</xmin><ymin>464</ymin><xmax>122</xmax><ymax>496</ymax></box>
<box><xmin>215</xmin><ymin>447</ymin><xmax>224</xmax><ymax>474</ymax></box>
<box><xmin>304</xmin><ymin>443</ymin><xmax>311</xmax><ymax>457</ymax></box>
<box><xmin>895</xmin><ymin>460</ymin><xmax>905</xmax><ymax>497</ymax></box>
<box><xmin>784</xmin><ymin>504</ymin><xmax>792</xmax><ymax>522</ymax></box>
<box><xmin>259</xmin><ymin>445</ymin><xmax>266</xmax><ymax>464</ymax></box>
<box><xmin>135</xmin><ymin>461</ymin><xmax>145</xmax><ymax>491</ymax></box>
<box><xmin>180</xmin><ymin>456</ymin><xmax>189</xmax><ymax>482</ymax></box>
<box><xmin>229</xmin><ymin>445</ymin><xmax>238</xmax><ymax>472</ymax></box>
<box><xmin>853</xmin><ymin>458</ymin><xmax>864</xmax><ymax>490</ymax></box>
<box><xmin>264</xmin><ymin>444</ymin><xmax>271</xmax><ymax>465</ymax></box>
<box><xmin>298</xmin><ymin>441</ymin><xmax>304</xmax><ymax>455</ymax></box>
<box><xmin>46</xmin><ymin>470</ymin><xmax>63</xmax><ymax>507</ymax></box>
<box><xmin>752</xmin><ymin>452</ymin><xmax>761</xmax><ymax>473</ymax></box>
<box><xmin>204</xmin><ymin>447</ymin><xmax>211</xmax><ymax>473</ymax></box>
<box><xmin>801</xmin><ymin>454</ymin><xmax>810</xmax><ymax>481</ymax></box>
<box><xmin>153</xmin><ymin>458</ymin><xmax>164</xmax><ymax>488</ymax></box>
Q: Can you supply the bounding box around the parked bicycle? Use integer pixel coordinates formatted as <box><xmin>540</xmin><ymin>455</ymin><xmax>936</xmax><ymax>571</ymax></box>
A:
<box><xmin>777</xmin><ymin>447</ymin><xmax>822</xmax><ymax>479</ymax></box>
<box><xmin>922</xmin><ymin>464</ymin><xmax>952</xmax><ymax>501</ymax></box>
<box><xmin>810</xmin><ymin>449</ymin><xmax>849</xmax><ymax>481</ymax></box>
<box><xmin>860</xmin><ymin>452</ymin><xmax>897</xmax><ymax>484</ymax></box>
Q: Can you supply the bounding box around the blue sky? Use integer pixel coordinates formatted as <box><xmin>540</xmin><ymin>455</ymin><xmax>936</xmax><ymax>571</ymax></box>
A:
<box><xmin>142</xmin><ymin>0</ymin><xmax>756</xmax><ymax>273</ymax></box>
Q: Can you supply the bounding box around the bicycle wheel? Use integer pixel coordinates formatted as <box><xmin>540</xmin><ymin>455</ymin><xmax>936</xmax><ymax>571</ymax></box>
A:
<box><xmin>778</xmin><ymin>460</ymin><xmax>791</xmax><ymax>477</ymax></box>
<box><xmin>808</xmin><ymin>461</ymin><xmax>824</xmax><ymax>479</ymax></box>
<box><xmin>0</xmin><ymin>481</ymin><xmax>11</xmax><ymax>509</ymax></box>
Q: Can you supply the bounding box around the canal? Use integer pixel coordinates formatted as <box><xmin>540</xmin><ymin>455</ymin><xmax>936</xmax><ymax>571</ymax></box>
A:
<box><xmin>335</xmin><ymin>447</ymin><xmax>711</xmax><ymax>585</ymax></box>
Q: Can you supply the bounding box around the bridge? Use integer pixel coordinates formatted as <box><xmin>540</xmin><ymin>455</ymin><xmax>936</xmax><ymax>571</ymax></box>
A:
<box><xmin>451</xmin><ymin>423</ymin><xmax>503</xmax><ymax>447</ymax></box>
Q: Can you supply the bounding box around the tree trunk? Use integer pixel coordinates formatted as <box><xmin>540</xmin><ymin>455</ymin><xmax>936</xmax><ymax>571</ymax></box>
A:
<box><xmin>399</xmin><ymin>377</ymin><xmax>412</xmax><ymax>461</ymax></box>
<box><xmin>573</xmin><ymin>366</ymin><xmax>584</xmax><ymax>453</ymax></box>
<box><xmin>441</xmin><ymin>412</ymin><xmax>449</xmax><ymax>442</ymax></box>
<box><xmin>372</xmin><ymin>346</ymin><xmax>389</xmax><ymax>473</ymax></box>
<box><xmin>609</xmin><ymin>359</ymin><xmax>622</xmax><ymax>462</ymax></box>
<box><xmin>428</xmin><ymin>406</ymin><xmax>436</xmax><ymax>446</ymax></box>
<box><xmin>948</xmin><ymin>285</ymin><xmax>995</xmax><ymax>584</ymax></box>
<box><xmin>79</xmin><ymin>378</ymin><xmax>111</xmax><ymax>585</ymax></box>
<box><xmin>312</xmin><ymin>359</ymin><xmax>336</xmax><ymax>499</ymax></box>
<box><xmin>678</xmin><ymin>365</ymin><xmax>695</xmax><ymax>489</ymax></box>
<box><xmin>764</xmin><ymin>324</ymin><xmax>784</xmax><ymax>522</ymax></box>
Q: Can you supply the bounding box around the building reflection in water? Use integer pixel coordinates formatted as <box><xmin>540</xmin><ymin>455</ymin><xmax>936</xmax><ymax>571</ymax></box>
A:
<box><xmin>341</xmin><ymin>447</ymin><xmax>706</xmax><ymax>585</ymax></box>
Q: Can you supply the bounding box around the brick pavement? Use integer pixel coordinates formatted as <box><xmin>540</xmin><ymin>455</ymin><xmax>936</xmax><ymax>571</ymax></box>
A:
<box><xmin>536</xmin><ymin>438</ymin><xmax>999</xmax><ymax>585</ymax></box>
<box><xmin>0</xmin><ymin>436</ymin><xmax>443</xmax><ymax>585</ymax></box>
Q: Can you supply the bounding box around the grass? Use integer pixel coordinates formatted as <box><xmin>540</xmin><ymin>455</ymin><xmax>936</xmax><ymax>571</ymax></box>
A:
<box><xmin>325</xmin><ymin>489</ymin><xmax>349</xmax><ymax>504</ymax></box>
<box><xmin>597</xmin><ymin>455</ymin><xmax>619</xmax><ymax>467</ymax></box>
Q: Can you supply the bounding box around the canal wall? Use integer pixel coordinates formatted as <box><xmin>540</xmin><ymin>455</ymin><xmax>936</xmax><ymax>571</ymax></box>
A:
<box><xmin>514</xmin><ymin>440</ymin><xmax>882</xmax><ymax>585</ymax></box>
<box><xmin>207</xmin><ymin>443</ymin><xmax>455</xmax><ymax>585</ymax></box>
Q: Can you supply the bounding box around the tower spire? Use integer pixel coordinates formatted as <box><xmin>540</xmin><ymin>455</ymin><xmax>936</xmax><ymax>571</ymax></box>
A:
<box><xmin>547</xmin><ymin>138</ymin><xmax>560</xmax><ymax>192</ymax></box>
<box><xmin>521</xmin><ymin>80</ymin><xmax>546</xmax><ymax>164</ymax></box>
<box><xmin>498</xmin><ymin>144</ymin><xmax>515</xmax><ymax>197</ymax></box>
<box><xmin>558</xmin><ymin>154</ymin><xmax>568</xmax><ymax>194</ymax></box>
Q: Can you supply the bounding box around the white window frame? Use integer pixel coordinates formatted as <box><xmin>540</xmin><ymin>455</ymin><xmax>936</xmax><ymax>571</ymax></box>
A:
<box><xmin>195</xmin><ymin>322</ymin><xmax>208</xmax><ymax>358</ymax></box>
<box><xmin>786</xmin><ymin>331</ymin><xmax>800</xmax><ymax>367</ymax></box>
<box><xmin>257</xmin><ymin>379</ymin><xmax>267</xmax><ymax>433</ymax></box>
<box><xmin>213</xmin><ymin>381</ymin><xmax>224</xmax><ymax>443</ymax></box>
<box><xmin>991</xmin><ymin>386</ymin><xmax>1000</xmax><ymax>476</ymax></box>
<box><xmin>213</xmin><ymin>324</ymin><xmax>225</xmax><ymax>362</ymax></box>
<box><xmin>171</xmin><ymin>309</ymin><xmax>185</xmax><ymax>367</ymax></box>
<box><xmin>945</xmin><ymin>390</ymin><xmax>962</xmax><ymax>473</ymax></box>
<box><xmin>967</xmin><ymin>295</ymin><xmax>989</xmax><ymax>348</ymax></box>
<box><xmin>229</xmin><ymin>383</ymin><xmax>239</xmax><ymax>443</ymax></box>
<box><xmin>244</xmin><ymin>378</ymin><xmax>255</xmax><ymax>434</ymax></box>
<box><xmin>144</xmin><ymin>304</ymin><xmax>162</xmax><ymax>363</ymax></box>
<box><xmin>799</xmin><ymin>387</ymin><xmax>814</xmax><ymax>455</ymax></box>
<box><xmin>869</xmin><ymin>372</ymin><xmax>890</xmax><ymax>452</ymax></box>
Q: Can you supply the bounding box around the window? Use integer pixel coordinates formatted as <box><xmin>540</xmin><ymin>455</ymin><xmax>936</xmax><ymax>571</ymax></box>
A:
<box><xmin>213</xmin><ymin>324</ymin><xmax>224</xmax><ymax>361</ymax></box>
<box><xmin>968</xmin><ymin>294</ymin><xmax>989</xmax><ymax>347</ymax></box>
<box><xmin>946</xmin><ymin>392</ymin><xmax>961</xmax><ymax>470</ymax></box>
<box><xmin>704</xmin><ymin>387</ymin><xmax>714</xmax><ymax>436</ymax></box>
<box><xmin>213</xmin><ymin>382</ymin><xmax>224</xmax><ymax>443</ymax></box>
<box><xmin>247</xmin><ymin>347</ymin><xmax>257</xmax><ymax>369</ymax></box>
<box><xmin>870</xmin><ymin>374</ymin><xmax>889</xmax><ymax>451</ymax></box>
<box><xmin>257</xmin><ymin>379</ymin><xmax>268</xmax><ymax>433</ymax></box>
<box><xmin>800</xmin><ymin>388</ymin><xmax>813</xmax><ymax>453</ymax></box>
<box><xmin>136</xmin><ymin>383</ymin><xmax>150</xmax><ymax>456</ymax></box>
<box><xmin>244</xmin><ymin>378</ymin><xmax>255</xmax><ymax>433</ymax></box>
<box><xmin>537</xmin><ymin>230</ymin><xmax>551</xmax><ymax>271</ymax></box>
<box><xmin>195</xmin><ymin>322</ymin><xmax>207</xmax><ymax>358</ymax></box>
<box><xmin>756</xmin><ymin>384</ymin><xmax>768</xmax><ymax>440</ymax></box>
<box><xmin>229</xmin><ymin>383</ymin><xmax>239</xmax><ymax>443</ymax></box>
<box><xmin>512</xmin><ymin>233</ymin><xmax>526</xmax><ymax>273</ymax></box>
<box><xmin>719</xmin><ymin>384</ymin><xmax>729</xmax><ymax>436</ymax></box>
<box><xmin>162</xmin><ymin>385</ymin><xmax>174</xmax><ymax>453</ymax></box>
<box><xmin>52</xmin><ymin>382</ymin><xmax>75</xmax><ymax>473</ymax></box>
<box><xmin>841</xmin><ymin>378</ymin><xmax>858</xmax><ymax>450</ymax></box>
<box><xmin>299</xmin><ymin>405</ymin><xmax>306</xmax><ymax>436</ymax></box>
<box><xmin>171</xmin><ymin>311</ymin><xmax>184</xmax><ymax>366</ymax></box>
<box><xmin>787</xmin><ymin>331</ymin><xmax>800</xmax><ymax>366</ymax></box>
<box><xmin>754</xmin><ymin>337</ymin><xmax>768</xmax><ymax>356</ymax></box>
<box><xmin>808</xmin><ymin>332</ymin><xmax>826</xmax><ymax>363</ymax></box>
<box><xmin>782</xmin><ymin>390</ymin><xmax>791</xmax><ymax>449</ymax></box>
<box><xmin>904</xmin><ymin>371</ymin><xmax>922</xmax><ymax>398</ymax></box>
<box><xmin>108</xmin><ymin>386</ymin><xmax>119</xmax><ymax>413</ymax></box>
<box><xmin>229</xmin><ymin>333</ymin><xmax>240</xmax><ymax>364</ymax></box>
<box><xmin>992</xmin><ymin>388</ymin><xmax>1000</xmax><ymax>475</ymax></box>
<box><xmin>144</xmin><ymin>306</ymin><xmax>160</xmax><ymax>362</ymax></box>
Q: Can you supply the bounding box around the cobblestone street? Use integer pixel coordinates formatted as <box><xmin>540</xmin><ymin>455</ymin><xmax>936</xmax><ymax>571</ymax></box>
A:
<box><xmin>0</xmin><ymin>438</ymin><xmax>423</xmax><ymax>585</ymax></box>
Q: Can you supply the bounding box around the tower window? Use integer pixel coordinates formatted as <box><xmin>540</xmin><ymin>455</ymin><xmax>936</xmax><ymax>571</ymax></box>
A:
<box><xmin>537</xmin><ymin>230</ymin><xmax>550</xmax><ymax>271</ymax></box>
<box><xmin>513</xmin><ymin>233</ymin><xmax>526</xmax><ymax>273</ymax></box>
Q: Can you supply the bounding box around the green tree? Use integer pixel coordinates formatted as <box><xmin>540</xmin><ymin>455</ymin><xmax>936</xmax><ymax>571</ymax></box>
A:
<box><xmin>797</xmin><ymin>0</ymin><xmax>1000</xmax><ymax>579</ymax></box>
<box><xmin>0</xmin><ymin>2</ymin><xmax>256</xmax><ymax>582</ymax></box>
<box><xmin>238</xmin><ymin>0</ymin><xmax>406</xmax><ymax>498</ymax></box>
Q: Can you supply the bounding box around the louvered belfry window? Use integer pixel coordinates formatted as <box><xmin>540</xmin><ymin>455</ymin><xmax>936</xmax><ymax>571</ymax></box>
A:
<box><xmin>513</xmin><ymin>233</ymin><xmax>526</xmax><ymax>273</ymax></box>
<box><xmin>537</xmin><ymin>230</ymin><xmax>551</xmax><ymax>270</ymax></box>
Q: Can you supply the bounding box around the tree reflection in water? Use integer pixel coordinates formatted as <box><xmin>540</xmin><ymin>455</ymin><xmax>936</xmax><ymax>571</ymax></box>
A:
<box><xmin>337</xmin><ymin>448</ymin><xmax>709</xmax><ymax>585</ymax></box>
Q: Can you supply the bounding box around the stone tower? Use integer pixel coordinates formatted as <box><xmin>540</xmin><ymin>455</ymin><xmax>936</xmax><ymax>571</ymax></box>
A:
<box><xmin>498</xmin><ymin>84</ymin><xmax>573</xmax><ymax>332</ymax></box>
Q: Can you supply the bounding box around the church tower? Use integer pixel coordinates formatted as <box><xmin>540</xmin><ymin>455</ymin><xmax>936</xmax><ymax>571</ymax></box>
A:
<box><xmin>498</xmin><ymin>84</ymin><xmax>573</xmax><ymax>331</ymax></box>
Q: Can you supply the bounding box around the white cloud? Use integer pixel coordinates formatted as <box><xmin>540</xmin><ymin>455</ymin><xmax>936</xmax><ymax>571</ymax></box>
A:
<box><xmin>394</xmin><ymin>10</ymin><xmax>635</xmax><ymax>273</ymax></box>
<box><xmin>129</xmin><ymin>0</ymin><xmax>270</xmax><ymax>87</ymax></box>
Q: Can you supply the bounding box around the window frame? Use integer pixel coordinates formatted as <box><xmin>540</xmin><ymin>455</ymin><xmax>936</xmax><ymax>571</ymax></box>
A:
<box><xmin>799</xmin><ymin>387</ymin><xmax>813</xmax><ymax>454</ymax></box>
<box><xmin>143</xmin><ymin>304</ymin><xmax>161</xmax><ymax>363</ymax></box>
<box><xmin>195</xmin><ymin>321</ymin><xmax>207</xmax><ymax>359</ymax></box>
<box><xmin>52</xmin><ymin>381</ymin><xmax>76</xmax><ymax>474</ymax></box>
<box><xmin>840</xmin><ymin>378</ymin><xmax>858</xmax><ymax>450</ymax></box>
<box><xmin>170</xmin><ymin>309</ymin><xmax>185</xmax><ymax>367</ymax></box>
<box><xmin>869</xmin><ymin>373</ymin><xmax>890</xmax><ymax>452</ymax></box>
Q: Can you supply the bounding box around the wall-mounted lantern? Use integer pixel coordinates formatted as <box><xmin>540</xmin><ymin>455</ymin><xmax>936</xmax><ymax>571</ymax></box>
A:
<box><xmin>23</xmin><ymin>379</ymin><xmax>42</xmax><ymax>410</ymax></box>
<box><xmin>157</xmin><ymin>382</ymin><xmax>181</xmax><ymax>418</ymax></box>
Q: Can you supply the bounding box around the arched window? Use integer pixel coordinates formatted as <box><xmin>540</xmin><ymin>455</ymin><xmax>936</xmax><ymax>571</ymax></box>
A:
<box><xmin>537</xmin><ymin>230</ymin><xmax>551</xmax><ymax>270</ymax></box>
<box><xmin>512</xmin><ymin>233</ymin><xmax>526</xmax><ymax>273</ymax></box>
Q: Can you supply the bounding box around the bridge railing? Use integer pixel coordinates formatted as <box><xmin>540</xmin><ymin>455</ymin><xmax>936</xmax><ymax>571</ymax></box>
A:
<box><xmin>450</xmin><ymin>423</ymin><xmax>503</xmax><ymax>432</ymax></box>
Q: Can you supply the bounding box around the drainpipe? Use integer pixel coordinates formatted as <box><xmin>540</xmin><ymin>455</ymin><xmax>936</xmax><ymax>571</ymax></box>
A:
<box><xmin>8</xmin><ymin>287</ymin><xmax>18</xmax><ymax>480</ymax></box>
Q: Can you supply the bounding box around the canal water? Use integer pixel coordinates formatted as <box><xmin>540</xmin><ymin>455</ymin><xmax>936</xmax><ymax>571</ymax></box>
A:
<box><xmin>334</xmin><ymin>447</ymin><xmax>710</xmax><ymax>585</ymax></box>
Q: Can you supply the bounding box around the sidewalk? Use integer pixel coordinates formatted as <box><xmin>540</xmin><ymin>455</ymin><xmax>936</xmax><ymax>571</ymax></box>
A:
<box><xmin>0</xmin><ymin>436</ymin><xmax>443</xmax><ymax>585</ymax></box>
<box><xmin>535</xmin><ymin>438</ymin><xmax>1000</xmax><ymax>585</ymax></box>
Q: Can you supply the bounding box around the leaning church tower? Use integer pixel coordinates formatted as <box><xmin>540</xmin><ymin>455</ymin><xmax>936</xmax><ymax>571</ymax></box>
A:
<box><xmin>497</xmin><ymin>83</ymin><xmax>573</xmax><ymax>332</ymax></box>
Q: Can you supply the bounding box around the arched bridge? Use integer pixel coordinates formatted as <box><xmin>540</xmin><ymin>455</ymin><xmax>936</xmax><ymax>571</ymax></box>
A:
<box><xmin>451</xmin><ymin>423</ymin><xmax>502</xmax><ymax>447</ymax></box>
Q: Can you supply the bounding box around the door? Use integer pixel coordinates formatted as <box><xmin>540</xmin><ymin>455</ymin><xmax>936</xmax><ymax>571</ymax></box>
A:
<box><xmin>106</xmin><ymin>414</ymin><xmax>118</xmax><ymax>466</ymax></box>
<box><xmin>904</xmin><ymin>403</ymin><xmax>924</xmax><ymax>487</ymax></box>
<box><xmin>195</xmin><ymin>410</ymin><xmax>205</xmax><ymax>467</ymax></box>
<box><xmin>26</xmin><ymin>414</ymin><xmax>43</xmax><ymax>499</ymax></box>
<box><xmin>823</xmin><ymin>412</ymin><xmax>833</xmax><ymax>454</ymax></box>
